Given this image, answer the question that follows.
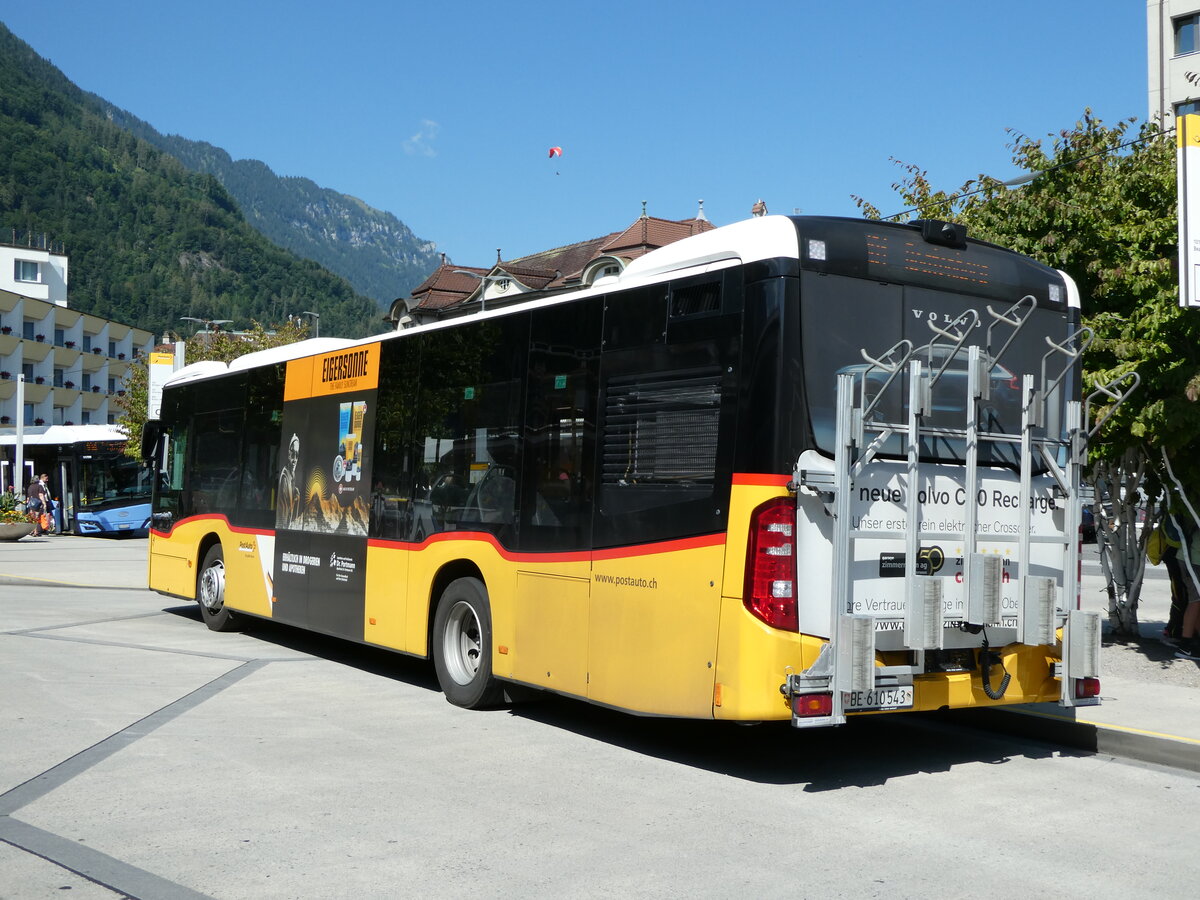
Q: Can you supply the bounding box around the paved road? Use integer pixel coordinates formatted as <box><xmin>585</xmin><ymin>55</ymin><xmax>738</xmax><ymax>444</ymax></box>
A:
<box><xmin>1</xmin><ymin>536</ymin><xmax>1195</xmax><ymax>899</ymax></box>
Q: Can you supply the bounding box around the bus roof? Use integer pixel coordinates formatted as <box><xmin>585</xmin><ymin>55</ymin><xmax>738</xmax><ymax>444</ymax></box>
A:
<box><xmin>162</xmin><ymin>215</ymin><xmax>1074</xmax><ymax>383</ymax></box>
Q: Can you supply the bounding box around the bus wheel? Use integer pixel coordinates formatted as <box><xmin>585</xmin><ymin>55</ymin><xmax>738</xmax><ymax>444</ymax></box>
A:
<box><xmin>432</xmin><ymin>577</ymin><xmax>502</xmax><ymax>708</ymax></box>
<box><xmin>197</xmin><ymin>544</ymin><xmax>242</xmax><ymax>632</ymax></box>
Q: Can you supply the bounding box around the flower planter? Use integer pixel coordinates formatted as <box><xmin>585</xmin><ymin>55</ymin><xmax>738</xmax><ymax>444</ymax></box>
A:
<box><xmin>34</xmin><ymin>377</ymin><xmax>45</xmax><ymax>385</ymax></box>
<box><xmin>0</xmin><ymin>522</ymin><xmax>35</xmax><ymax>541</ymax></box>
<box><xmin>118</xmin><ymin>353</ymin><xmax>126</xmax><ymax>360</ymax></box>
<box><xmin>33</xmin><ymin>419</ymin><xmax>44</xmax><ymax>426</ymax></box>
<box><xmin>0</xmin><ymin>327</ymin><xmax>11</xmax><ymax>335</ymax></box>
<box><xmin>35</xmin><ymin>335</ymin><xmax>45</xmax><ymax>342</ymax></box>
<box><xmin>65</xmin><ymin>382</ymin><xmax>75</xmax><ymax>389</ymax></box>
<box><xmin>65</xmin><ymin>341</ymin><xmax>75</xmax><ymax>349</ymax></box>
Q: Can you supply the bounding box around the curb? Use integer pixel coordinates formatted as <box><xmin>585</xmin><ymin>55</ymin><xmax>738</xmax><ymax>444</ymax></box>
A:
<box><xmin>947</xmin><ymin>705</ymin><xmax>1200</xmax><ymax>774</ymax></box>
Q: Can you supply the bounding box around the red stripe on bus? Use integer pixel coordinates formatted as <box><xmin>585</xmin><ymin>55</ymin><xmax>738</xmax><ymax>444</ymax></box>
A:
<box><xmin>151</xmin><ymin>514</ymin><xmax>275</xmax><ymax>540</ymax></box>
<box><xmin>366</xmin><ymin>531</ymin><xmax>725</xmax><ymax>562</ymax></box>
<box><xmin>732</xmin><ymin>473</ymin><xmax>791</xmax><ymax>487</ymax></box>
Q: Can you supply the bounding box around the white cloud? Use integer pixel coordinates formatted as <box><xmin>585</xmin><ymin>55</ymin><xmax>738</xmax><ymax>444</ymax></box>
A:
<box><xmin>404</xmin><ymin>119</ymin><xmax>440</xmax><ymax>157</ymax></box>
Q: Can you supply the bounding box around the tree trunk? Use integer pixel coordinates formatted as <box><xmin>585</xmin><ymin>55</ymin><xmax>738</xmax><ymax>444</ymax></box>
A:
<box><xmin>1092</xmin><ymin>450</ymin><xmax>1155</xmax><ymax>638</ymax></box>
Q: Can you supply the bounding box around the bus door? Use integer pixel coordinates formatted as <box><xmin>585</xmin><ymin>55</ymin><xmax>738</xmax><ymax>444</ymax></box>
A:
<box><xmin>56</xmin><ymin>454</ymin><xmax>74</xmax><ymax>533</ymax></box>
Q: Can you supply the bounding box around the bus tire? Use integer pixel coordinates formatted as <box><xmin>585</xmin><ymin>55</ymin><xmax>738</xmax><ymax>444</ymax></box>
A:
<box><xmin>197</xmin><ymin>543</ymin><xmax>242</xmax><ymax>633</ymax></box>
<box><xmin>432</xmin><ymin>577</ymin><xmax>503</xmax><ymax>709</ymax></box>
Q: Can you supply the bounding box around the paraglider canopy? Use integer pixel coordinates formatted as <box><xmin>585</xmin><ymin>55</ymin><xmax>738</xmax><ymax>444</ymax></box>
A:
<box><xmin>548</xmin><ymin>146</ymin><xmax>563</xmax><ymax>158</ymax></box>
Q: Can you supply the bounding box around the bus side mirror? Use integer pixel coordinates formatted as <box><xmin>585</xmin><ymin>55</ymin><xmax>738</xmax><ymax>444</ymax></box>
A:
<box><xmin>140</xmin><ymin>420</ymin><xmax>163</xmax><ymax>465</ymax></box>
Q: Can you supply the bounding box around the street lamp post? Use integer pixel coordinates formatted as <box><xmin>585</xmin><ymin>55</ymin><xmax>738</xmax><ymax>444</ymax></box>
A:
<box><xmin>301</xmin><ymin>310</ymin><xmax>320</xmax><ymax>338</ymax></box>
<box><xmin>179</xmin><ymin>317</ymin><xmax>232</xmax><ymax>335</ymax></box>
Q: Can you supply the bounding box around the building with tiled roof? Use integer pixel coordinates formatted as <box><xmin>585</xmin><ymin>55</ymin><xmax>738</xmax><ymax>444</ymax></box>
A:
<box><xmin>389</xmin><ymin>204</ymin><xmax>714</xmax><ymax>326</ymax></box>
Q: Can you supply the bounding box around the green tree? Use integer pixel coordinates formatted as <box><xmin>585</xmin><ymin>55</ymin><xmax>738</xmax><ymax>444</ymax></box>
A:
<box><xmin>115</xmin><ymin>319</ymin><xmax>310</xmax><ymax>456</ymax></box>
<box><xmin>856</xmin><ymin>112</ymin><xmax>1200</xmax><ymax>634</ymax></box>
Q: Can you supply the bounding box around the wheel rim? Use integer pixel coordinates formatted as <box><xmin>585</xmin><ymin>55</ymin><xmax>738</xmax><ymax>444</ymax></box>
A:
<box><xmin>442</xmin><ymin>599</ymin><xmax>482</xmax><ymax>685</ymax></box>
<box><xmin>199</xmin><ymin>559</ymin><xmax>225</xmax><ymax>613</ymax></box>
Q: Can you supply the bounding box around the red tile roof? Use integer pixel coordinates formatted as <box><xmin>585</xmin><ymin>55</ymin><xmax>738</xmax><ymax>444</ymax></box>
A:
<box><xmin>403</xmin><ymin>212</ymin><xmax>715</xmax><ymax>319</ymax></box>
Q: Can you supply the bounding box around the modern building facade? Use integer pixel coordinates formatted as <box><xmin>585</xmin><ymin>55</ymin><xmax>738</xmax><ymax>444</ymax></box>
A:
<box><xmin>1148</xmin><ymin>0</ymin><xmax>1200</xmax><ymax>124</ymax></box>
<box><xmin>0</xmin><ymin>236</ymin><xmax>155</xmax><ymax>432</ymax></box>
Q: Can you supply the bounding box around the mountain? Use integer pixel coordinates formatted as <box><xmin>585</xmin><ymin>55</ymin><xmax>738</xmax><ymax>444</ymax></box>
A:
<box><xmin>98</xmin><ymin>110</ymin><xmax>443</xmax><ymax>309</ymax></box>
<box><xmin>0</xmin><ymin>22</ymin><xmax>385</xmax><ymax>339</ymax></box>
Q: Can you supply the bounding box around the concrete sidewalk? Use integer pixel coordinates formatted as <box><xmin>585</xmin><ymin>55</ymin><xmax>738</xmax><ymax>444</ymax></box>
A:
<box><xmin>955</xmin><ymin>551</ymin><xmax>1200</xmax><ymax>772</ymax></box>
<box><xmin>3</xmin><ymin>533</ymin><xmax>1198</xmax><ymax>772</ymax></box>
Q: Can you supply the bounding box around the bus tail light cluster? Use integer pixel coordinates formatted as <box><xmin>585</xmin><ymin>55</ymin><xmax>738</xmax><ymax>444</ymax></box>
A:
<box><xmin>744</xmin><ymin>497</ymin><xmax>798</xmax><ymax>631</ymax></box>
<box><xmin>793</xmin><ymin>692</ymin><xmax>832</xmax><ymax>718</ymax></box>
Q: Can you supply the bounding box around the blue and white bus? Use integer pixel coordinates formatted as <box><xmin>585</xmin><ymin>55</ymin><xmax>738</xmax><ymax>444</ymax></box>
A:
<box><xmin>0</xmin><ymin>425</ymin><xmax>151</xmax><ymax>536</ymax></box>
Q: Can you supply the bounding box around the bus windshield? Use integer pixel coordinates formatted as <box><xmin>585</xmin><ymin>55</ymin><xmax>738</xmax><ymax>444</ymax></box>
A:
<box><xmin>78</xmin><ymin>453</ymin><xmax>152</xmax><ymax>510</ymax></box>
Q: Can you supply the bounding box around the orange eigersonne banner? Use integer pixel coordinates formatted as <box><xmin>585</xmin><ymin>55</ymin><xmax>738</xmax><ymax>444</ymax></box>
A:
<box><xmin>284</xmin><ymin>343</ymin><xmax>380</xmax><ymax>401</ymax></box>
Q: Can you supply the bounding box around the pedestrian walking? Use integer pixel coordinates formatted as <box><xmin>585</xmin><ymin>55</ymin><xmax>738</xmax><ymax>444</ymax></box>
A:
<box><xmin>26</xmin><ymin>473</ymin><xmax>50</xmax><ymax>536</ymax></box>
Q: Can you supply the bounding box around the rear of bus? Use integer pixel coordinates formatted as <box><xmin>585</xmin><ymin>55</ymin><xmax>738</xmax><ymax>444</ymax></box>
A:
<box><xmin>718</xmin><ymin>216</ymin><xmax>1098</xmax><ymax>726</ymax></box>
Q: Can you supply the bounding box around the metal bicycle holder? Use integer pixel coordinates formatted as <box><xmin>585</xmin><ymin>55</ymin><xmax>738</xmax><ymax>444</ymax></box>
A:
<box><xmin>787</xmin><ymin>296</ymin><xmax>1137</xmax><ymax>727</ymax></box>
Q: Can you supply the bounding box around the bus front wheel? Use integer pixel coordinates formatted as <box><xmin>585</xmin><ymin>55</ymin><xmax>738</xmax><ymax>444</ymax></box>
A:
<box><xmin>432</xmin><ymin>577</ymin><xmax>502</xmax><ymax>708</ymax></box>
<box><xmin>197</xmin><ymin>543</ymin><xmax>242</xmax><ymax>632</ymax></box>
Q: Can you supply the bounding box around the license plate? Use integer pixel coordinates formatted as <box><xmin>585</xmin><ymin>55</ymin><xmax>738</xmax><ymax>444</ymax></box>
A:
<box><xmin>119</xmin><ymin>524</ymin><xmax>131</xmax><ymax>530</ymax></box>
<box><xmin>845</xmin><ymin>685</ymin><xmax>913</xmax><ymax>712</ymax></box>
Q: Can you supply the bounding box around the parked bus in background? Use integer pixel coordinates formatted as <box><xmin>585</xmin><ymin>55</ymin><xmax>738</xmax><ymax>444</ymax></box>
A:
<box><xmin>1</xmin><ymin>424</ymin><xmax>151</xmax><ymax>536</ymax></box>
<box><xmin>141</xmin><ymin>215</ymin><xmax>1114</xmax><ymax>727</ymax></box>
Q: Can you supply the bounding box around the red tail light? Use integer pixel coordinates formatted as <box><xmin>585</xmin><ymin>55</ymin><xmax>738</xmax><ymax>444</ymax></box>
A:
<box><xmin>744</xmin><ymin>496</ymin><xmax>798</xmax><ymax>631</ymax></box>
<box><xmin>794</xmin><ymin>692</ymin><xmax>832</xmax><ymax>717</ymax></box>
<box><xmin>1074</xmin><ymin>677</ymin><xmax>1101</xmax><ymax>699</ymax></box>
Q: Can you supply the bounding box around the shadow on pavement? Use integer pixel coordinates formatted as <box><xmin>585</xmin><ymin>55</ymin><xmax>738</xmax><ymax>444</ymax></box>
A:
<box><xmin>160</xmin><ymin>602</ymin><xmax>442</xmax><ymax>693</ymax></box>
<box><xmin>158</xmin><ymin>603</ymin><xmax>1089</xmax><ymax>788</ymax></box>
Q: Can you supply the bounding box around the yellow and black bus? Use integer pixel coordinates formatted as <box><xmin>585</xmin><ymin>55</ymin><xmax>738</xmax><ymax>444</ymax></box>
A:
<box><xmin>143</xmin><ymin>215</ymin><xmax>1102</xmax><ymax>727</ymax></box>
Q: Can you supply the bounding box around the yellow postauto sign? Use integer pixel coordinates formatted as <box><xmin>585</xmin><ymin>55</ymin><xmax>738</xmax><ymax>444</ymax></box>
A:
<box><xmin>284</xmin><ymin>344</ymin><xmax>380</xmax><ymax>401</ymax></box>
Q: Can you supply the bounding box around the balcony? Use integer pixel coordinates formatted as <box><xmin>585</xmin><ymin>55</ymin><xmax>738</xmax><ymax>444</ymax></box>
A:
<box><xmin>53</xmin><ymin>344</ymin><xmax>81</xmax><ymax>369</ymax></box>
<box><xmin>21</xmin><ymin>339</ymin><xmax>52</xmax><ymax>364</ymax></box>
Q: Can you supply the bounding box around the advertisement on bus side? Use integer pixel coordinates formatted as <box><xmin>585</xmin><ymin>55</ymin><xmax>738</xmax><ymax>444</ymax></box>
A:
<box><xmin>272</xmin><ymin>345</ymin><xmax>379</xmax><ymax>639</ymax></box>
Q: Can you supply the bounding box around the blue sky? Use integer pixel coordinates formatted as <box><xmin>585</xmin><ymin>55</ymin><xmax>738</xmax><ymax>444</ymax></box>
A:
<box><xmin>3</xmin><ymin>1</ymin><xmax>1146</xmax><ymax>268</ymax></box>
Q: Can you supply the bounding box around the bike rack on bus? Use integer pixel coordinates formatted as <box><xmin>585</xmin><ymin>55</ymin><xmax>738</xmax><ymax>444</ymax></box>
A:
<box><xmin>787</xmin><ymin>297</ymin><xmax>1124</xmax><ymax>727</ymax></box>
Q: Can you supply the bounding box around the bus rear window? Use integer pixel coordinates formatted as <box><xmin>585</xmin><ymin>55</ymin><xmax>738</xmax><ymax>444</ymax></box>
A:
<box><xmin>800</xmin><ymin>272</ymin><xmax>1075</xmax><ymax>469</ymax></box>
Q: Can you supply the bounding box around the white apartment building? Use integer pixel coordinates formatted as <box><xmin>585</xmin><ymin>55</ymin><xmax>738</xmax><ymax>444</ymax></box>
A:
<box><xmin>1148</xmin><ymin>0</ymin><xmax>1200</xmax><ymax>123</ymax></box>
<box><xmin>0</xmin><ymin>236</ymin><xmax>155</xmax><ymax>432</ymax></box>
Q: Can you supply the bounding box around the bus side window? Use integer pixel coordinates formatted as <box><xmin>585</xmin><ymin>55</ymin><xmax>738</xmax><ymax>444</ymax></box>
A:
<box><xmin>237</xmin><ymin>365</ymin><xmax>284</xmax><ymax>529</ymax></box>
<box><xmin>594</xmin><ymin>280</ymin><xmax>738</xmax><ymax>548</ymax></box>
<box><xmin>519</xmin><ymin>298</ymin><xmax>600</xmax><ymax>552</ymax></box>
<box><xmin>190</xmin><ymin>409</ymin><xmax>242</xmax><ymax>517</ymax></box>
<box><xmin>414</xmin><ymin>318</ymin><xmax>529</xmax><ymax>544</ymax></box>
<box><xmin>370</xmin><ymin>340</ymin><xmax>421</xmax><ymax>541</ymax></box>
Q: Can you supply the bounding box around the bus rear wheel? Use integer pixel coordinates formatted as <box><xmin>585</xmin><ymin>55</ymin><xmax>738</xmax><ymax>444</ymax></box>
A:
<box><xmin>432</xmin><ymin>577</ymin><xmax>502</xmax><ymax>708</ymax></box>
<box><xmin>197</xmin><ymin>543</ymin><xmax>242</xmax><ymax>632</ymax></box>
